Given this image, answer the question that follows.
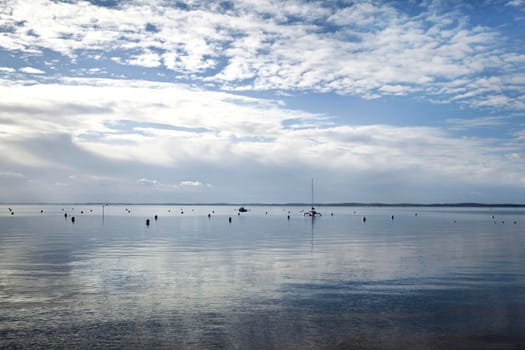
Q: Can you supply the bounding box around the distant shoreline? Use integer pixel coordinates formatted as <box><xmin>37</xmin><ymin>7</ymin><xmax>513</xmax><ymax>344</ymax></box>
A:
<box><xmin>2</xmin><ymin>202</ymin><xmax>525</xmax><ymax>208</ymax></box>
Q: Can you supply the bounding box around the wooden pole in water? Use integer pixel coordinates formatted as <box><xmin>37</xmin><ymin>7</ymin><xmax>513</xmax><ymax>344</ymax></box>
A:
<box><xmin>102</xmin><ymin>201</ymin><xmax>107</xmax><ymax>222</ymax></box>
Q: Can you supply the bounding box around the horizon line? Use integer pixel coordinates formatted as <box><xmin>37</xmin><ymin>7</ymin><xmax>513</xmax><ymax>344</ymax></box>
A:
<box><xmin>2</xmin><ymin>202</ymin><xmax>525</xmax><ymax>208</ymax></box>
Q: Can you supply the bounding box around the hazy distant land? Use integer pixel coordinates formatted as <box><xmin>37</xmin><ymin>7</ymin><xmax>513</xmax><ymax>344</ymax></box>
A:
<box><xmin>2</xmin><ymin>202</ymin><xmax>525</xmax><ymax>207</ymax></box>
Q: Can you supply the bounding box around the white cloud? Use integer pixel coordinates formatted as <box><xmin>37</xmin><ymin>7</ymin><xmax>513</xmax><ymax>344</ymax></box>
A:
<box><xmin>0</xmin><ymin>0</ymin><xmax>522</xmax><ymax>109</ymax></box>
<box><xmin>135</xmin><ymin>178</ymin><xmax>211</xmax><ymax>192</ymax></box>
<box><xmin>179</xmin><ymin>181</ymin><xmax>204</xmax><ymax>187</ymax></box>
<box><xmin>127</xmin><ymin>51</ymin><xmax>162</xmax><ymax>68</ymax></box>
<box><xmin>0</xmin><ymin>171</ymin><xmax>24</xmax><ymax>178</ymax></box>
<box><xmin>19</xmin><ymin>67</ymin><xmax>45</xmax><ymax>74</ymax></box>
<box><xmin>0</xmin><ymin>67</ymin><xmax>16</xmax><ymax>73</ymax></box>
<box><xmin>0</xmin><ymin>0</ymin><xmax>524</xmax><ymax>201</ymax></box>
<box><xmin>1</xmin><ymin>77</ymin><xmax>525</xmax><ymax>203</ymax></box>
<box><xmin>378</xmin><ymin>84</ymin><xmax>412</xmax><ymax>95</ymax></box>
<box><xmin>327</xmin><ymin>2</ymin><xmax>396</xmax><ymax>26</ymax></box>
<box><xmin>137</xmin><ymin>178</ymin><xmax>158</xmax><ymax>186</ymax></box>
<box><xmin>507</xmin><ymin>152</ymin><xmax>525</xmax><ymax>160</ymax></box>
<box><xmin>445</xmin><ymin>116</ymin><xmax>507</xmax><ymax>130</ymax></box>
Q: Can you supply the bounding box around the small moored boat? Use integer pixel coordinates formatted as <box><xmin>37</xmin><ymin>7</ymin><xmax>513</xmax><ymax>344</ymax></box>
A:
<box><xmin>304</xmin><ymin>178</ymin><xmax>321</xmax><ymax>217</ymax></box>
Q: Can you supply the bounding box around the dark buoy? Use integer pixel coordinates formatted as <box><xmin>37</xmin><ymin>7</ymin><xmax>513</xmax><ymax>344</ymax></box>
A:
<box><xmin>154</xmin><ymin>215</ymin><xmax>158</xmax><ymax>221</ymax></box>
<box><xmin>40</xmin><ymin>209</ymin><xmax>43</xmax><ymax>213</ymax></box>
<box><xmin>11</xmin><ymin>212</ymin><xmax>14</xmax><ymax>215</ymax></box>
<box><xmin>81</xmin><ymin>211</ymin><xmax>84</xmax><ymax>214</ymax></box>
<box><xmin>90</xmin><ymin>209</ymin><xmax>93</xmax><ymax>212</ymax></box>
<box><xmin>237</xmin><ymin>212</ymin><xmax>240</xmax><ymax>215</ymax></box>
<box><xmin>287</xmin><ymin>215</ymin><xmax>290</xmax><ymax>220</ymax></box>
<box><xmin>208</xmin><ymin>213</ymin><xmax>211</xmax><ymax>218</ymax></box>
<box><xmin>514</xmin><ymin>221</ymin><xmax>517</xmax><ymax>224</ymax></box>
<box><xmin>492</xmin><ymin>215</ymin><xmax>495</xmax><ymax>219</ymax></box>
<box><xmin>146</xmin><ymin>219</ymin><xmax>150</xmax><ymax>226</ymax></box>
<box><xmin>228</xmin><ymin>217</ymin><xmax>232</xmax><ymax>223</ymax></box>
<box><xmin>181</xmin><ymin>211</ymin><xmax>184</xmax><ymax>215</ymax></box>
<box><xmin>71</xmin><ymin>216</ymin><xmax>75</xmax><ymax>223</ymax></box>
<box><xmin>64</xmin><ymin>213</ymin><xmax>68</xmax><ymax>218</ymax></box>
<box><xmin>265</xmin><ymin>211</ymin><xmax>268</xmax><ymax>215</ymax></box>
<box><xmin>168</xmin><ymin>209</ymin><xmax>171</xmax><ymax>213</ymax></box>
<box><xmin>331</xmin><ymin>213</ymin><xmax>333</xmax><ymax>216</ymax></box>
<box><xmin>363</xmin><ymin>216</ymin><xmax>366</xmax><ymax>223</ymax></box>
<box><xmin>391</xmin><ymin>215</ymin><xmax>394</xmax><ymax>220</ymax></box>
<box><xmin>212</xmin><ymin>210</ymin><xmax>215</xmax><ymax>214</ymax></box>
<box><xmin>415</xmin><ymin>213</ymin><xmax>418</xmax><ymax>216</ymax></box>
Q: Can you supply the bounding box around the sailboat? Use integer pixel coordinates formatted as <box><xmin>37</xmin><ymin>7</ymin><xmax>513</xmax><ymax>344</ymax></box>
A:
<box><xmin>304</xmin><ymin>178</ymin><xmax>321</xmax><ymax>217</ymax></box>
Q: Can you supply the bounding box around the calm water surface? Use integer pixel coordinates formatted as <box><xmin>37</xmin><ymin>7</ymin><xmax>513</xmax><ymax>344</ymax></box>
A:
<box><xmin>1</xmin><ymin>205</ymin><xmax>525</xmax><ymax>349</ymax></box>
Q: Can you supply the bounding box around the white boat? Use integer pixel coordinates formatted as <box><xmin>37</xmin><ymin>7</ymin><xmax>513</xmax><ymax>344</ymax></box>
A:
<box><xmin>304</xmin><ymin>178</ymin><xmax>321</xmax><ymax>217</ymax></box>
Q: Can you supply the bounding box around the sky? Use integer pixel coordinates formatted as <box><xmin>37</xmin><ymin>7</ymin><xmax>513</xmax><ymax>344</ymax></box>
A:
<box><xmin>1</xmin><ymin>0</ymin><xmax>525</xmax><ymax>203</ymax></box>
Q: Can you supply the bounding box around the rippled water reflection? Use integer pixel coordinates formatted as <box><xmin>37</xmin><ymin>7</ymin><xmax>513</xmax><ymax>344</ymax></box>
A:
<box><xmin>1</xmin><ymin>205</ymin><xmax>525</xmax><ymax>349</ymax></box>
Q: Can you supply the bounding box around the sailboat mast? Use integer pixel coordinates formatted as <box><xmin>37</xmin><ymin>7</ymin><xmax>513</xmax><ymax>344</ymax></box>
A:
<box><xmin>311</xmin><ymin>178</ymin><xmax>314</xmax><ymax>210</ymax></box>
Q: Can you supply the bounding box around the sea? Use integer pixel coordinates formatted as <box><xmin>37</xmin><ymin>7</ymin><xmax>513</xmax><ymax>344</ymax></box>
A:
<box><xmin>1</xmin><ymin>204</ymin><xmax>524</xmax><ymax>349</ymax></box>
